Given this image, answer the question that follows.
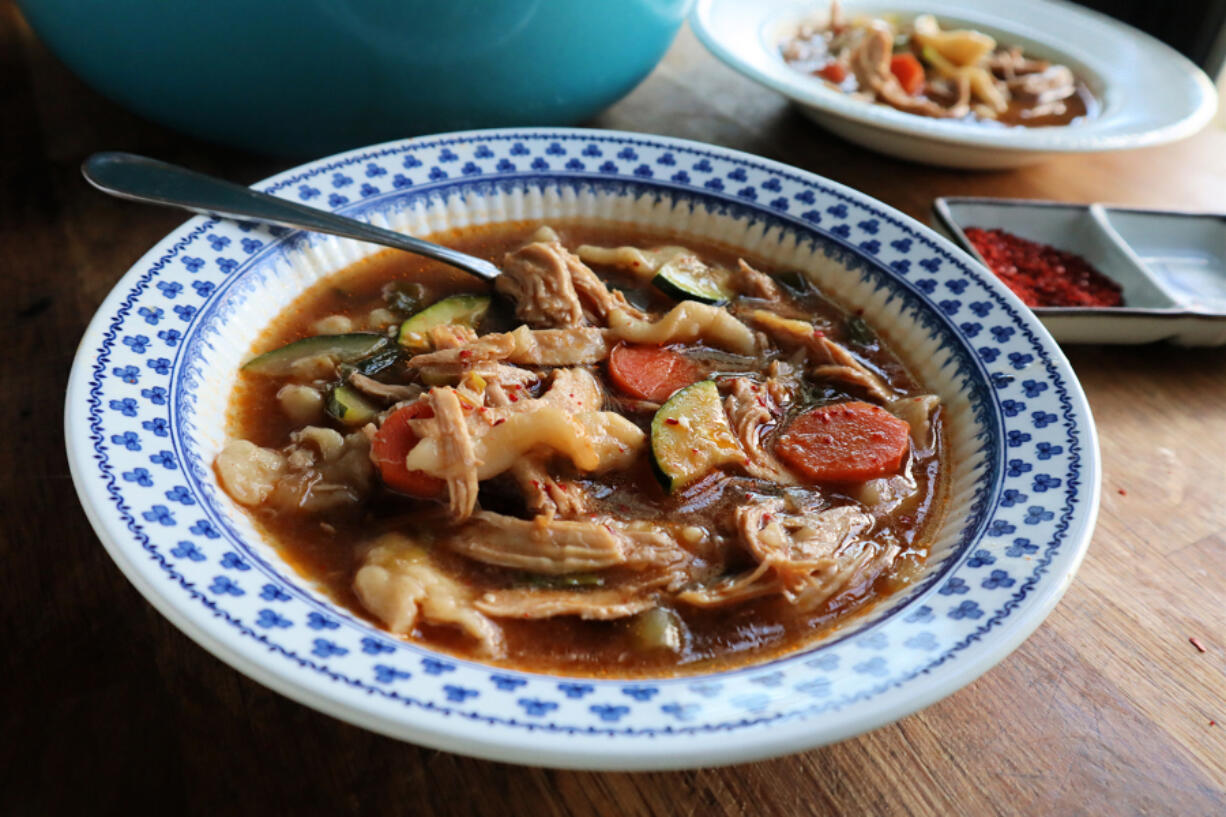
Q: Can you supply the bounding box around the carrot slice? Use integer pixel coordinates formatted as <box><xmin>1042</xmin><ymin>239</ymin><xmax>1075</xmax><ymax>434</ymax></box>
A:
<box><xmin>889</xmin><ymin>53</ymin><xmax>925</xmax><ymax>96</ymax></box>
<box><xmin>371</xmin><ymin>401</ymin><xmax>446</xmax><ymax>498</ymax></box>
<box><xmin>817</xmin><ymin>61</ymin><xmax>848</xmax><ymax>84</ymax></box>
<box><xmin>775</xmin><ymin>401</ymin><xmax>911</xmax><ymax>483</ymax></box>
<box><xmin>608</xmin><ymin>343</ymin><xmax>701</xmax><ymax>403</ymax></box>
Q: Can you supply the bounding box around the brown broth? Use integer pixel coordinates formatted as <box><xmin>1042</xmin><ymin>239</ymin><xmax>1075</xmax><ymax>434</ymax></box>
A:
<box><xmin>226</xmin><ymin>219</ymin><xmax>947</xmax><ymax>677</ymax></box>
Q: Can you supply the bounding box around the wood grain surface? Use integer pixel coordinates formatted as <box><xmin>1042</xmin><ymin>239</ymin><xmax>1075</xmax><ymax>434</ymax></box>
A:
<box><xmin>4</xmin><ymin>5</ymin><xmax>1224</xmax><ymax>815</ymax></box>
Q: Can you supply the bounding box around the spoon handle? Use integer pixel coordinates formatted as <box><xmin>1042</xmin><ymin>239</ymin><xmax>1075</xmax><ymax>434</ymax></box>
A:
<box><xmin>82</xmin><ymin>152</ymin><xmax>502</xmax><ymax>282</ymax></box>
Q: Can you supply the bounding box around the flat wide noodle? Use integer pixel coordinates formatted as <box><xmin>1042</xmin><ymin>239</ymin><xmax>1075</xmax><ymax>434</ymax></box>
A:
<box><xmin>608</xmin><ymin>302</ymin><xmax>759</xmax><ymax>355</ymax></box>
<box><xmin>354</xmin><ymin>534</ymin><xmax>505</xmax><ymax>657</ymax></box>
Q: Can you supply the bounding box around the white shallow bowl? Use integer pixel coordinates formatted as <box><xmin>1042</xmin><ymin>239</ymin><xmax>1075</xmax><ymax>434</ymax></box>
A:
<box><xmin>933</xmin><ymin>196</ymin><xmax>1226</xmax><ymax>346</ymax></box>
<box><xmin>66</xmin><ymin>128</ymin><xmax>1100</xmax><ymax>769</ymax></box>
<box><xmin>692</xmin><ymin>0</ymin><xmax>1218</xmax><ymax>169</ymax></box>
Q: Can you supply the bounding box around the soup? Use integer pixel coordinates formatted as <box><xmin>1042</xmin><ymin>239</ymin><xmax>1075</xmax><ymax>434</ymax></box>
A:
<box><xmin>781</xmin><ymin>3</ymin><xmax>1096</xmax><ymax>128</ymax></box>
<box><xmin>216</xmin><ymin>220</ymin><xmax>946</xmax><ymax>676</ymax></box>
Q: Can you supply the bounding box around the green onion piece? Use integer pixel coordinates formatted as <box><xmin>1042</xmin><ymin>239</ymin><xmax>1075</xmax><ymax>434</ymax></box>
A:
<box><xmin>844</xmin><ymin>315</ymin><xmax>876</xmax><ymax>346</ymax></box>
<box><xmin>384</xmin><ymin>282</ymin><xmax>429</xmax><ymax>315</ymax></box>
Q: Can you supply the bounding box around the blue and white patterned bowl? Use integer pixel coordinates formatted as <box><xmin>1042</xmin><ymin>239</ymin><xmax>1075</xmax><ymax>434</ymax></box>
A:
<box><xmin>65</xmin><ymin>128</ymin><xmax>1100</xmax><ymax>769</ymax></box>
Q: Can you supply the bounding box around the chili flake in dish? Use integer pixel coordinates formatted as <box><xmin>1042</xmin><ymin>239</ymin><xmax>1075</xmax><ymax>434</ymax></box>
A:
<box><xmin>964</xmin><ymin>227</ymin><xmax>1124</xmax><ymax>307</ymax></box>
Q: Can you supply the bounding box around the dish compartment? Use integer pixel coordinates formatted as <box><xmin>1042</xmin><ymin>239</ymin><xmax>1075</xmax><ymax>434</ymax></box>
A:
<box><xmin>1100</xmin><ymin>208</ymin><xmax>1226</xmax><ymax>313</ymax></box>
<box><xmin>932</xmin><ymin>197</ymin><xmax>1226</xmax><ymax>346</ymax></box>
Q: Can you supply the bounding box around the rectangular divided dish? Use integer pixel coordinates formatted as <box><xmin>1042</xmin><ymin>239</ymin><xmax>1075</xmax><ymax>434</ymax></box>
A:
<box><xmin>932</xmin><ymin>197</ymin><xmax>1226</xmax><ymax>346</ymax></box>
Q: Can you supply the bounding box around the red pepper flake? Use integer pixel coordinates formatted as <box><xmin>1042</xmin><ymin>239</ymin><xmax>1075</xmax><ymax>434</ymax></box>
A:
<box><xmin>665</xmin><ymin>417</ymin><xmax>680</xmax><ymax>425</ymax></box>
<box><xmin>762</xmin><ymin>513</ymin><xmax>772</xmax><ymax>522</ymax></box>
<box><xmin>492</xmin><ymin>417</ymin><xmax>506</xmax><ymax>426</ymax></box>
<box><xmin>690</xmin><ymin>448</ymin><xmax>700</xmax><ymax>454</ymax></box>
<box><xmin>812</xmin><ymin>328</ymin><xmax>825</xmax><ymax>338</ymax></box>
<box><xmin>459</xmin><ymin>349</ymin><xmax>472</xmax><ymax>359</ymax></box>
<box><xmin>1211</xmin><ymin>720</ymin><xmax>1217</xmax><ymax>727</ymax></box>
<box><xmin>531</xmin><ymin>480</ymin><xmax>541</xmax><ymax>489</ymax></box>
<box><xmin>1118</xmin><ymin>488</ymin><xmax>1127</xmax><ymax>496</ymax></box>
<box><xmin>1190</xmin><ymin>637</ymin><xmax>1207</xmax><ymax>653</ymax></box>
<box><xmin>964</xmin><ymin>227</ymin><xmax>1124</xmax><ymax>308</ymax></box>
<box><xmin>508</xmin><ymin>394</ymin><xmax>518</xmax><ymax>402</ymax></box>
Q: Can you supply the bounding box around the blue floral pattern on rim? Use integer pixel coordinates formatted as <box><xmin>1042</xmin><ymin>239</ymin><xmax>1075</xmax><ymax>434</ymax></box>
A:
<box><xmin>66</xmin><ymin>128</ymin><xmax>1097</xmax><ymax>768</ymax></box>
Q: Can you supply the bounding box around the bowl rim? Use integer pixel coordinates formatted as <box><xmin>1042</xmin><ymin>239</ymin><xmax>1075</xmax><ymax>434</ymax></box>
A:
<box><xmin>691</xmin><ymin>0</ymin><xmax>1218</xmax><ymax>154</ymax></box>
<box><xmin>65</xmin><ymin>126</ymin><xmax>1100</xmax><ymax>769</ymax></box>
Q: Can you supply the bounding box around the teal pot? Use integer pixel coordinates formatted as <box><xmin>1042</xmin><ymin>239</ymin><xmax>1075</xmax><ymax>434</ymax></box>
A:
<box><xmin>19</xmin><ymin>0</ymin><xmax>692</xmax><ymax>156</ymax></box>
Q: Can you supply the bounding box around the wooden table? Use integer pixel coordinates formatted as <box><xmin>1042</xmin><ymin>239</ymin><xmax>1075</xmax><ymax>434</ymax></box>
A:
<box><xmin>5</xmin><ymin>6</ymin><xmax>1224</xmax><ymax>814</ymax></box>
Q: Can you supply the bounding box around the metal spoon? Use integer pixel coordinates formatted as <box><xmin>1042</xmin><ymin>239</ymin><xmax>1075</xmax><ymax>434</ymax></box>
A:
<box><xmin>81</xmin><ymin>152</ymin><xmax>502</xmax><ymax>282</ymax></box>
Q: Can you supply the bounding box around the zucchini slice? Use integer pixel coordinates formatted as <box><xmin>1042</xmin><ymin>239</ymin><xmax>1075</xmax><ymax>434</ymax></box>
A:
<box><xmin>397</xmin><ymin>294</ymin><xmax>491</xmax><ymax>351</ymax></box>
<box><xmin>350</xmin><ymin>345</ymin><xmax>403</xmax><ymax>377</ymax></box>
<box><xmin>652</xmin><ymin>255</ymin><xmax>734</xmax><ymax>305</ymax></box>
<box><xmin>650</xmin><ymin>380</ymin><xmax>744</xmax><ymax>492</ymax></box>
<box><xmin>326</xmin><ymin>384</ymin><xmax>379</xmax><ymax>426</ymax></box>
<box><xmin>242</xmin><ymin>333</ymin><xmax>389</xmax><ymax>376</ymax></box>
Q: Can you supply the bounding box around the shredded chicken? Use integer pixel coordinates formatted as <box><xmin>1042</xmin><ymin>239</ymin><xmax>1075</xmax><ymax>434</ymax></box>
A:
<box><xmin>737</xmin><ymin>500</ymin><xmax>873</xmax><ymax>589</ymax></box>
<box><xmin>1005</xmin><ymin>65</ymin><xmax>1075</xmax><ymax>105</ymax></box>
<box><xmin>809</xmin><ymin>363</ymin><xmax>895</xmax><ymax>404</ymax></box>
<box><xmin>722</xmin><ymin>376</ymin><xmax>798</xmax><ymax>484</ymax></box>
<box><xmin>987</xmin><ymin>46</ymin><xmax>1048</xmax><ymax>80</ymax></box>
<box><xmin>428</xmin><ymin>323</ymin><xmax>479</xmax><ymax>349</ymax></box>
<box><xmin>476</xmin><ymin>586</ymin><xmax>658</xmax><ymax>620</ymax></box>
<box><xmin>445</xmin><ymin>511</ymin><xmax>684</xmax><ymax>575</ymax></box>
<box><xmin>347</xmin><ymin>372</ymin><xmax>422</xmax><ymax>403</ymax></box>
<box><xmin>425</xmin><ymin>387</ymin><xmax>480</xmax><ymax>522</ymax></box>
<box><xmin>415</xmin><ymin>360</ymin><xmax>542</xmax><ymax>392</ymax></box>
<box><xmin>732</xmin><ymin>259</ymin><xmax>781</xmax><ymax>300</ymax></box>
<box><xmin>679</xmin><ymin>500</ymin><xmax>892</xmax><ymax>612</ymax></box>
<box><xmin>408</xmin><ymin>325</ymin><xmax>612</xmax><ymax>369</ymax></box>
<box><xmin>850</xmin><ymin>26</ymin><xmax>965</xmax><ymax>118</ymax></box>
<box><xmin>498</xmin><ymin>238</ymin><xmax>585</xmax><ymax>327</ymax></box>
<box><xmin>888</xmin><ymin>394</ymin><xmax>940</xmax><ymax>450</ymax></box>
<box><xmin>748</xmin><ymin>309</ymin><xmax>895</xmax><ymax>402</ymax></box>
<box><xmin>569</xmin><ymin>261</ymin><xmax>648</xmax><ymax>326</ymax></box>
<box><xmin>354</xmin><ymin>534</ymin><xmax>504</xmax><ymax>657</ymax></box>
<box><xmin>510</xmin><ymin>457</ymin><xmax>589</xmax><ymax>518</ymax></box>
<box><xmin>499</xmin><ymin>232</ymin><xmax>646</xmax><ymax>328</ymax></box>
<box><xmin>448</xmin><ymin>512</ymin><xmax>624</xmax><ymax>573</ymax></box>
